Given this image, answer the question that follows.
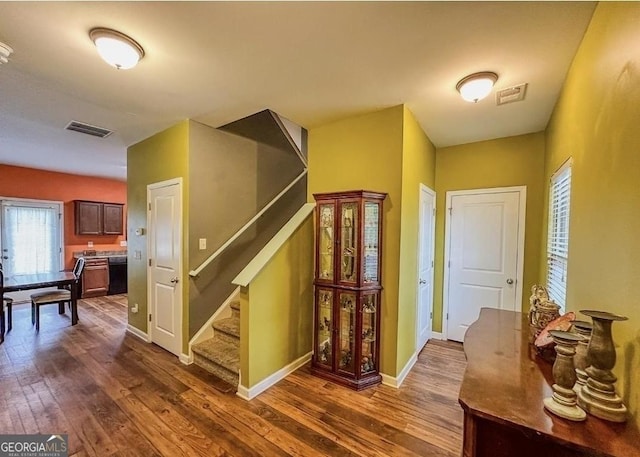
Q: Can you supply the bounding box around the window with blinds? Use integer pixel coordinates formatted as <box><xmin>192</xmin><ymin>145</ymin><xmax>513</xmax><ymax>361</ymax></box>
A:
<box><xmin>547</xmin><ymin>159</ymin><xmax>572</xmax><ymax>310</ymax></box>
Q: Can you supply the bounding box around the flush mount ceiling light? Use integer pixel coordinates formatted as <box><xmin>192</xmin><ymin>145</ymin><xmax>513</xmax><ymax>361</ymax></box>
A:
<box><xmin>456</xmin><ymin>71</ymin><xmax>499</xmax><ymax>103</ymax></box>
<box><xmin>0</xmin><ymin>41</ymin><xmax>13</xmax><ymax>65</ymax></box>
<box><xmin>89</xmin><ymin>27</ymin><xmax>144</xmax><ymax>70</ymax></box>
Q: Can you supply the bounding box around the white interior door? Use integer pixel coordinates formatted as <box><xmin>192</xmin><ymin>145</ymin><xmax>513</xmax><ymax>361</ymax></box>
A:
<box><xmin>148</xmin><ymin>179</ymin><xmax>183</xmax><ymax>356</ymax></box>
<box><xmin>417</xmin><ymin>185</ymin><xmax>435</xmax><ymax>351</ymax></box>
<box><xmin>445</xmin><ymin>188</ymin><xmax>525</xmax><ymax>342</ymax></box>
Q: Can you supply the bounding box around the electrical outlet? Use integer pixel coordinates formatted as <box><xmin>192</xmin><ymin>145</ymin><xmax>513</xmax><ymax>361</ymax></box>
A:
<box><xmin>87</xmin><ymin>241</ymin><xmax>94</xmax><ymax>248</ymax></box>
<box><xmin>199</xmin><ymin>238</ymin><xmax>207</xmax><ymax>250</ymax></box>
<box><xmin>131</xmin><ymin>303</ymin><xmax>139</xmax><ymax>313</ymax></box>
<box><xmin>120</xmin><ymin>240</ymin><xmax>127</xmax><ymax>247</ymax></box>
<box><xmin>134</xmin><ymin>250</ymin><xmax>142</xmax><ymax>260</ymax></box>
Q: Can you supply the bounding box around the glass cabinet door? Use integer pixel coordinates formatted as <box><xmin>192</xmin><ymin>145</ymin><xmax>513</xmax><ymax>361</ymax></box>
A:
<box><xmin>338</xmin><ymin>292</ymin><xmax>356</xmax><ymax>375</ymax></box>
<box><xmin>361</xmin><ymin>293</ymin><xmax>378</xmax><ymax>375</ymax></box>
<box><xmin>315</xmin><ymin>289</ymin><xmax>333</xmax><ymax>368</ymax></box>
<box><xmin>363</xmin><ymin>201</ymin><xmax>380</xmax><ymax>284</ymax></box>
<box><xmin>318</xmin><ymin>204</ymin><xmax>335</xmax><ymax>281</ymax></box>
<box><xmin>339</xmin><ymin>202</ymin><xmax>358</xmax><ymax>284</ymax></box>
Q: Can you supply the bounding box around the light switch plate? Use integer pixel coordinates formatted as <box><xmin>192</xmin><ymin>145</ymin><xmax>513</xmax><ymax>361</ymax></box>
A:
<box><xmin>199</xmin><ymin>238</ymin><xmax>207</xmax><ymax>250</ymax></box>
<box><xmin>120</xmin><ymin>240</ymin><xmax>127</xmax><ymax>247</ymax></box>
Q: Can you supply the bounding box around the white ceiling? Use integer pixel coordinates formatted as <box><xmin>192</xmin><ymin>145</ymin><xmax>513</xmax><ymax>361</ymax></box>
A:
<box><xmin>0</xmin><ymin>2</ymin><xmax>596</xmax><ymax>181</ymax></box>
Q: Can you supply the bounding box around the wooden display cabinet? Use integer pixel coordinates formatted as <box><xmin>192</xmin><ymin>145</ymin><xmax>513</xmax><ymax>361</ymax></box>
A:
<box><xmin>311</xmin><ymin>190</ymin><xmax>386</xmax><ymax>390</ymax></box>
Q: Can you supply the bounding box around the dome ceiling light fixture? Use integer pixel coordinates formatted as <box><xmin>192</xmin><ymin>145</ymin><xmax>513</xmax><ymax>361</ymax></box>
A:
<box><xmin>0</xmin><ymin>41</ymin><xmax>14</xmax><ymax>65</ymax></box>
<box><xmin>456</xmin><ymin>71</ymin><xmax>499</xmax><ymax>103</ymax></box>
<box><xmin>89</xmin><ymin>27</ymin><xmax>144</xmax><ymax>70</ymax></box>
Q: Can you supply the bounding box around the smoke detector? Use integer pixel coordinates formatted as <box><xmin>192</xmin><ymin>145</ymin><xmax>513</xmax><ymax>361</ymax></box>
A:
<box><xmin>496</xmin><ymin>83</ymin><xmax>528</xmax><ymax>105</ymax></box>
<box><xmin>0</xmin><ymin>41</ymin><xmax>13</xmax><ymax>65</ymax></box>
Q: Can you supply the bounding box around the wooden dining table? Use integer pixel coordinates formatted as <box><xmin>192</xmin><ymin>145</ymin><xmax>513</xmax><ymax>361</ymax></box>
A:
<box><xmin>3</xmin><ymin>271</ymin><xmax>80</xmax><ymax>327</ymax></box>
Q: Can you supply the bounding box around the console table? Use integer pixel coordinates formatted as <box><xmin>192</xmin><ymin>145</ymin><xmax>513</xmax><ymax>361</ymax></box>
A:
<box><xmin>459</xmin><ymin>308</ymin><xmax>639</xmax><ymax>457</ymax></box>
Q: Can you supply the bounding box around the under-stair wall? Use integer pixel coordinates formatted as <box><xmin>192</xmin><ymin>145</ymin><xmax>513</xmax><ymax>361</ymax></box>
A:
<box><xmin>234</xmin><ymin>203</ymin><xmax>315</xmax><ymax>399</ymax></box>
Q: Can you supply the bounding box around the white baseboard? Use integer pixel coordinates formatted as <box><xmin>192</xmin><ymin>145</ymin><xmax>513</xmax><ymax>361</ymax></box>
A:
<box><xmin>236</xmin><ymin>351</ymin><xmax>312</xmax><ymax>401</ymax></box>
<box><xmin>381</xmin><ymin>352</ymin><xmax>418</xmax><ymax>388</ymax></box>
<box><xmin>126</xmin><ymin>324</ymin><xmax>150</xmax><ymax>342</ymax></box>
<box><xmin>188</xmin><ymin>287</ymin><xmax>240</xmax><ymax>359</ymax></box>
<box><xmin>179</xmin><ymin>353</ymin><xmax>193</xmax><ymax>365</ymax></box>
<box><xmin>430</xmin><ymin>331</ymin><xmax>444</xmax><ymax>340</ymax></box>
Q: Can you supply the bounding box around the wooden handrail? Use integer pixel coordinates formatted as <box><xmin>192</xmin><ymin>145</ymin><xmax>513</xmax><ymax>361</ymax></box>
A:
<box><xmin>189</xmin><ymin>169</ymin><xmax>307</xmax><ymax>277</ymax></box>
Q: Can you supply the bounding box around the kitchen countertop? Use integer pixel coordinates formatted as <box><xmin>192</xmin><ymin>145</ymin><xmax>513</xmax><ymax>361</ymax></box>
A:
<box><xmin>73</xmin><ymin>250</ymin><xmax>127</xmax><ymax>260</ymax></box>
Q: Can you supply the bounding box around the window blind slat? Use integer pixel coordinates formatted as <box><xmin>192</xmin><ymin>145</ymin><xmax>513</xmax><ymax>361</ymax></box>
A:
<box><xmin>547</xmin><ymin>161</ymin><xmax>572</xmax><ymax>310</ymax></box>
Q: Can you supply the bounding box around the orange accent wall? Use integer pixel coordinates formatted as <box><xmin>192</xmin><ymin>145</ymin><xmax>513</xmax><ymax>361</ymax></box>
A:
<box><xmin>0</xmin><ymin>164</ymin><xmax>127</xmax><ymax>269</ymax></box>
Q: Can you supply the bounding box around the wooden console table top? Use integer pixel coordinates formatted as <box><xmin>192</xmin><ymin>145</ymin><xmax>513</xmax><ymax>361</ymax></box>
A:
<box><xmin>459</xmin><ymin>308</ymin><xmax>639</xmax><ymax>457</ymax></box>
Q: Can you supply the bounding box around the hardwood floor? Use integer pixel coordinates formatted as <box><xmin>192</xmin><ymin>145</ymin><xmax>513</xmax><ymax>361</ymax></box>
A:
<box><xmin>0</xmin><ymin>295</ymin><xmax>466</xmax><ymax>456</ymax></box>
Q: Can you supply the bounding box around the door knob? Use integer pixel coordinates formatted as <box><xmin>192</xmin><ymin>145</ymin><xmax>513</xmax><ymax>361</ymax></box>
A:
<box><xmin>506</xmin><ymin>278</ymin><xmax>514</xmax><ymax>285</ymax></box>
<box><xmin>419</xmin><ymin>279</ymin><xmax>426</xmax><ymax>284</ymax></box>
<box><xmin>170</xmin><ymin>277</ymin><xmax>179</xmax><ymax>284</ymax></box>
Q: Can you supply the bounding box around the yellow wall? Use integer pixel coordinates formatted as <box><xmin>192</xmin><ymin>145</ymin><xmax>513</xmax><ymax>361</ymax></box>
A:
<box><xmin>127</xmin><ymin>120</ymin><xmax>190</xmax><ymax>348</ymax></box>
<box><xmin>397</xmin><ymin>106</ymin><xmax>436</xmax><ymax>368</ymax></box>
<box><xmin>542</xmin><ymin>2</ymin><xmax>640</xmax><ymax>427</ymax></box>
<box><xmin>434</xmin><ymin>133</ymin><xmax>546</xmax><ymax>332</ymax></box>
<box><xmin>240</xmin><ymin>215</ymin><xmax>314</xmax><ymax>388</ymax></box>
<box><xmin>308</xmin><ymin>106</ymin><xmax>404</xmax><ymax>376</ymax></box>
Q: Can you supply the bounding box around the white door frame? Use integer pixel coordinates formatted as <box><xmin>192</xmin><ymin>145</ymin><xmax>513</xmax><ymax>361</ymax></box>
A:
<box><xmin>416</xmin><ymin>184</ymin><xmax>436</xmax><ymax>352</ymax></box>
<box><xmin>442</xmin><ymin>186</ymin><xmax>526</xmax><ymax>340</ymax></box>
<box><xmin>1</xmin><ymin>197</ymin><xmax>65</xmax><ymax>302</ymax></box>
<box><xmin>0</xmin><ymin>196</ymin><xmax>65</xmax><ymax>271</ymax></box>
<box><xmin>146</xmin><ymin>177</ymin><xmax>183</xmax><ymax>356</ymax></box>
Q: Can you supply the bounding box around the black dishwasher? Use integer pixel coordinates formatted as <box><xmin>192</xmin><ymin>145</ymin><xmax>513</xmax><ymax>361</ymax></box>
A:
<box><xmin>108</xmin><ymin>256</ymin><xmax>127</xmax><ymax>295</ymax></box>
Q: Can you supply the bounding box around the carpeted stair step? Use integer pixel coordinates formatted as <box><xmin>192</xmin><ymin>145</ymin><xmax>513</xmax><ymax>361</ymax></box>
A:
<box><xmin>192</xmin><ymin>337</ymin><xmax>239</xmax><ymax>388</ymax></box>
<box><xmin>230</xmin><ymin>300</ymin><xmax>240</xmax><ymax>319</ymax></box>
<box><xmin>212</xmin><ymin>316</ymin><xmax>240</xmax><ymax>343</ymax></box>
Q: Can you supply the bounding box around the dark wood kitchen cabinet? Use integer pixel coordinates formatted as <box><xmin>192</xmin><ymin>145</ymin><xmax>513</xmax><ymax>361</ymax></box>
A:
<box><xmin>82</xmin><ymin>257</ymin><xmax>109</xmax><ymax>298</ymax></box>
<box><xmin>75</xmin><ymin>200</ymin><xmax>124</xmax><ymax>235</ymax></box>
<box><xmin>102</xmin><ymin>203</ymin><xmax>124</xmax><ymax>235</ymax></box>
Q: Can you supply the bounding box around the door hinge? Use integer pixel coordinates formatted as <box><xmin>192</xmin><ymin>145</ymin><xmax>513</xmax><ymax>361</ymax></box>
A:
<box><xmin>58</xmin><ymin>213</ymin><xmax>62</xmax><ymax>219</ymax></box>
<box><xmin>149</xmin><ymin>314</ymin><xmax>152</xmax><ymax>322</ymax></box>
<box><xmin>148</xmin><ymin>259</ymin><xmax>152</xmax><ymax>267</ymax></box>
<box><xmin>148</xmin><ymin>203</ymin><xmax>151</xmax><ymax>211</ymax></box>
<box><xmin>448</xmin><ymin>207</ymin><xmax>452</xmax><ymax>215</ymax></box>
<box><xmin>430</xmin><ymin>312</ymin><xmax>433</xmax><ymax>319</ymax></box>
<box><xmin>433</xmin><ymin>208</ymin><xmax>436</xmax><ymax>216</ymax></box>
<box><xmin>446</xmin><ymin>313</ymin><xmax>449</xmax><ymax>320</ymax></box>
<box><xmin>431</xmin><ymin>260</ymin><xmax>434</xmax><ymax>268</ymax></box>
<box><xmin>448</xmin><ymin>260</ymin><xmax>450</xmax><ymax>268</ymax></box>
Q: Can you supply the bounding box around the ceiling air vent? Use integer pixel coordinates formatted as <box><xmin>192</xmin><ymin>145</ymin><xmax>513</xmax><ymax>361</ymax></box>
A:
<box><xmin>496</xmin><ymin>83</ymin><xmax>528</xmax><ymax>106</ymax></box>
<box><xmin>65</xmin><ymin>120</ymin><xmax>113</xmax><ymax>138</ymax></box>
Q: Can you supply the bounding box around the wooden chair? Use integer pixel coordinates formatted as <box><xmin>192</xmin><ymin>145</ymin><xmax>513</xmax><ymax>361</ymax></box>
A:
<box><xmin>31</xmin><ymin>258</ymin><xmax>85</xmax><ymax>331</ymax></box>
<box><xmin>0</xmin><ymin>265</ymin><xmax>13</xmax><ymax>342</ymax></box>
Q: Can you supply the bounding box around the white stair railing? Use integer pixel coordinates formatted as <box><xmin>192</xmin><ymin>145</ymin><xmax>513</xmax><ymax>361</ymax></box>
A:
<box><xmin>189</xmin><ymin>169</ymin><xmax>307</xmax><ymax>277</ymax></box>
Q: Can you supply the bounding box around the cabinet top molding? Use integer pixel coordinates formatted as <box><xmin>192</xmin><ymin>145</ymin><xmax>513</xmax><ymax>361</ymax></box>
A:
<box><xmin>74</xmin><ymin>199</ymin><xmax>124</xmax><ymax>205</ymax></box>
<box><xmin>313</xmin><ymin>190</ymin><xmax>387</xmax><ymax>200</ymax></box>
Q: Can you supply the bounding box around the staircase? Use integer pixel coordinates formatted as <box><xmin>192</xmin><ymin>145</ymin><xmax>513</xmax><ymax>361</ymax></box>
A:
<box><xmin>192</xmin><ymin>301</ymin><xmax>240</xmax><ymax>389</ymax></box>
